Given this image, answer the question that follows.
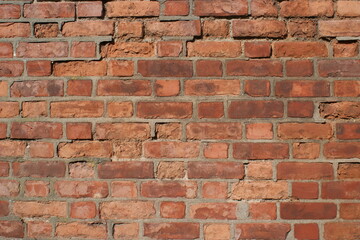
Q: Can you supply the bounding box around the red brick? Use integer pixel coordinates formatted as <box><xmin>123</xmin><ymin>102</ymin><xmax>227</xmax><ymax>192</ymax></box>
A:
<box><xmin>324</xmin><ymin>142</ymin><xmax>360</xmax><ymax>159</ymax></box>
<box><xmin>188</xmin><ymin>41</ymin><xmax>241</xmax><ymax>57</ymax></box>
<box><xmin>107</xmin><ymin>102</ymin><xmax>133</xmax><ymax>118</ymax></box>
<box><xmin>294</xmin><ymin>223</ymin><xmax>319</xmax><ymax>240</ymax></box>
<box><xmin>244</xmin><ymin>42</ymin><xmax>271</xmax><ymax>58</ymax></box>
<box><xmin>187</xmin><ymin>122</ymin><xmax>242</xmax><ymax>140</ymax></box>
<box><xmin>0</xmin><ymin>162</ymin><xmax>9</xmax><ymax>177</ymax></box>
<box><xmin>203</xmin><ymin>143</ymin><xmax>228</xmax><ymax>159</ymax></box>
<box><xmin>227</xmin><ymin>60</ymin><xmax>283</xmax><ymax>76</ymax></box>
<box><xmin>274</xmin><ymin>42</ymin><xmax>328</xmax><ymax>58</ymax></box>
<box><xmin>185</xmin><ymin>79</ymin><xmax>240</xmax><ymax>96</ymax></box>
<box><xmin>67</xmin><ymin>80</ymin><xmax>92</xmax><ymax>96</ymax></box>
<box><xmin>278</xmin><ymin>162</ymin><xmax>333</xmax><ymax>180</ymax></box>
<box><xmin>25</xmin><ymin>181</ymin><xmax>49</xmax><ymax>197</ymax></box>
<box><xmin>319</xmin><ymin>20</ymin><xmax>360</xmax><ymax>37</ymax></box>
<box><xmin>244</xmin><ymin>80</ymin><xmax>270</xmax><ymax>97</ymax></box>
<box><xmin>0</xmin><ymin>102</ymin><xmax>18</xmax><ymax>118</ymax></box>
<box><xmin>164</xmin><ymin>0</ymin><xmax>189</xmax><ymax>16</ymax></box>
<box><xmin>194</xmin><ymin>0</ymin><xmax>247</xmax><ymax>16</ymax></box>
<box><xmin>288</xmin><ymin>101</ymin><xmax>314</xmax><ymax>118</ymax></box>
<box><xmin>97</xmin><ymin>80</ymin><xmax>150</xmax><ymax>96</ymax></box>
<box><xmin>11</xmin><ymin>80</ymin><xmax>63</xmax><ymax>97</ymax></box>
<box><xmin>95</xmin><ymin>123</ymin><xmax>149</xmax><ymax>140</ymax></box>
<box><xmin>113</xmin><ymin>142</ymin><xmax>141</xmax><ymax>159</ymax></box>
<box><xmin>0</xmin><ymin>221</ymin><xmax>24</xmax><ymax>238</ymax></box>
<box><xmin>292</xmin><ymin>182</ymin><xmax>319</xmax><ymax>199</ymax></box>
<box><xmin>233</xmin><ymin>142</ymin><xmax>289</xmax><ymax>159</ymax></box>
<box><xmin>27</xmin><ymin>221</ymin><xmax>52</xmax><ymax>239</ymax></box>
<box><xmin>276</xmin><ymin>80</ymin><xmax>330</xmax><ymax>98</ymax></box>
<box><xmin>0</xmin><ymin>43</ymin><xmax>12</xmax><ymax>58</ymax></box>
<box><xmin>24</xmin><ymin>3</ymin><xmax>75</xmax><ymax>18</ymax></box>
<box><xmin>204</xmin><ymin>224</ymin><xmax>230</xmax><ymax>240</ymax></box>
<box><xmin>236</xmin><ymin>223</ymin><xmax>290</xmax><ymax>240</ymax></box>
<box><xmin>100</xmin><ymin>201</ymin><xmax>155</xmax><ymax>219</ymax></box>
<box><xmin>232</xmin><ymin>20</ymin><xmax>286</xmax><ymax>38</ymax></box>
<box><xmin>0</xmin><ymin>82</ymin><xmax>7</xmax><ymax>97</ymax></box>
<box><xmin>333</xmin><ymin>41</ymin><xmax>358</xmax><ymax>57</ymax></box>
<box><xmin>51</xmin><ymin>101</ymin><xmax>103</xmax><ymax>118</ymax></box>
<box><xmin>281</xmin><ymin>202</ymin><xmax>336</xmax><ymax>219</ymax></box>
<box><xmin>337</xmin><ymin>123</ymin><xmax>360</xmax><ymax>140</ymax></box>
<box><xmin>58</xmin><ymin>141</ymin><xmax>112</xmax><ymax>158</ymax></box>
<box><xmin>324</xmin><ymin>222</ymin><xmax>360</xmax><ymax>240</ymax></box>
<box><xmin>0</xmin><ymin>123</ymin><xmax>6</xmax><ymax>139</ymax></box>
<box><xmin>98</xmin><ymin>161</ymin><xmax>153</xmax><ymax>179</ymax></box>
<box><xmin>144</xmin><ymin>222</ymin><xmax>199</xmax><ymax>239</ymax></box>
<box><xmin>288</xmin><ymin>20</ymin><xmax>316</xmax><ymax>38</ymax></box>
<box><xmin>246</xmin><ymin>123</ymin><xmax>273</xmax><ymax>139</ymax></box>
<box><xmin>108</xmin><ymin>60</ymin><xmax>134</xmax><ymax>77</ymax></box>
<box><xmin>144</xmin><ymin>141</ymin><xmax>199</xmax><ymax>158</ymax></box>
<box><xmin>278</xmin><ymin>123</ymin><xmax>332</xmax><ymax>140</ymax></box>
<box><xmin>160</xmin><ymin>201</ymin><xmax>185</xmax><ymax>218</ymax></box>
<box><xmin>292</xmin><ymin>142</ymin><xmax>320</xmax><ymax>159</ymax></box>
<box><xmin>0</xmin><ymin>180</ymin><xmax>19</xmax><ymax>196</ymax></box>
<box><xmin>196</xmin><ymin>60</ymin><xmax>223</xmax><ymax>77</ymax></box>
<box><xmin>157</xmin><ymin>41</ymin><xmax>182</xmax><ymax>57</ymax></box>
<box><xmin>198</xmin><ymin>102</ymin><xmax>224</xmax><ymax>118</ymax></box>
<box><xmin>247</xmin><ymin>161</ymin><xmax>273</xmax><ymax>179</ymax></box>
<box><xmin>0</xmin><ymin>23</ymin><xmax>30</xmax><ymax>38</ymax></box>
<box><xmin>17</xmin><ymin>42</ymin><xmax>68</xmax><ymax>58</ymax></box>
<box><xmin>13</xmin><ymin>201</ymin><xmax>66</xmax><ymax>218</ymax></box>
<box><xmin>251</xmin><ymin>0</ymin><xmax>278</xmax><ymax>17</ymax></box>
<box><xmin>62</xmin><ymin>21</ymin><xmax>114</xmax><ymax>36</ymax></box>
<box><xmin>231</xmin><ymin>181</ymin><xmax>288</xmax><ymax>200</ymax></box>
<box><xmin>156</xmin><ymin>123</ymin><xmax>182</xmax><ymax>140</ymax></box>
<box><xmin>334</xmin><ymin>81</ymin><xmax>360</xmax><ymax>97</ymax></box>
<box><xmin>321</xmin><ymin>60</ymin><xmax>360</xmax><ymax>77</ymax></box>
<box><xmin>202</xmin><ymin>182</ymin><xmax>228</xmax><ymax>199</ymax></box>
<box><xmin>340</xmin><ymin>203</ymin><xmax>360</xmax><ymax>219</ymax></box>
<box><xmin>138</xmin><ymin>60</ymin><xmax>193</xmax><ymax>77</ymax></box>
<box><xmin>56</xmin><ymin>222</ymin><xmax>107</xmax><ymax>239</ymax></box>
<box><xmin>155</xmin><ymin>80</ymin><xmax>180</xmax><ymax>97</ymax></box>
<box><xmin>77</xmin><ymin>1</ymin><xmax>102</xmax><ymax>17</ymax></box>
<box><xmin>11</xmin><ymin>122</ymin><xmax>62</xmax><ymax>139</ymax></box>
<box><xmin>322</xmin><ymin>181</ymin><xmax>360</xmax><ymax>199</ymax></box>
<box><xmin>229</xmin><ymin>101</ymin><xmax>284</xmax><ymax>118</ymax></box>
<box><xmin>157</xmin><ymin>161</ymin><xmax>185</xmax><ymax>179</ymax></box>
<box><xmin>29</xmin><ymin>142</ymin><xmax>54</xmax><ymax>158</ymax></box>
<box><xmin>111</xmin><ymin>181</ymin><xmax>137</xmax><ymax>198</ymax></box>
<box><xmin>190</xmin><ymin>203</ymin><xmax>237</xmax><ymax>220</ymax></box>
<box><xmin>188</xmin><ymin>161</ymin><xmax>244</xmax><ymax>179</ymax></box>
<box><xmin>71</xmin><ymin>42</ymin><xmax>96</xmax><ymax>58</ymax></box>
<box><xmin>141</xmin><ymin>181</ymin><xmax>197</xmax><ymax>198</ymax></box>
<box><xmin>337</xmin><ymin>1</ymin><xmax>360</xmax><ymax>17</ymax></box>
<box><xmin>55</xmin><ymin>181</ymin><xmax>108</xmax><ymax>198</ymax></box>
<box><xmin>249</xmin><ymin>202</ymin><xmax>276</xmax><ymax>220</ymax></box>
<box><xmin>0</xmin><ymin>61</ymin><xmax>23</xmax><ymax>77</ymax></box>
<box><xmin>0</xmin><ymin>5</ymin><xmax>20</xmax><ymax>19</ymax></box>
<box><xmin>54</xmin><ymin>61</ymin><xmax>107</xmax><ymax>76</ymax></box>
<box><xmin>320</xmin><ymin>102</ymin><xmax>360</xmax><ymax>119</ymax></box>
<box><xmin>26</xmin><ymin>61</ymin><xmax>51</xmax><ymax>76</ymax></box>
<box><xmin>0</xmin><ymin>141</ymin><xmax>25</xmax><ymax>157</ymax></box>
<box><xmin>13</xmin><ymin>161</ymin><xmax>65</xmax><ymax>177</ymax></box>
<box><xmin>114</xmin><ymin>223</ymin><xmax>139</xmax><ymax>239</ymax></box>
<box><xmin>280</xmin><ymin>0</ymin><xmax>333</xmax><ymax>17</ymax></box>
<box><xmin>34</xmin><ymin>23</ymin><xmax>58</xmax><ymax>38</ymax></box>
<box><xmin>66</xmin><ymin>123</ymin><xmax>92</xmax><ymax>140</ymax></box>
<box><xmin>69</xmin><ymin>162</ymin><xmax>94</xmax><ymax>178</ymax></box>
<box><xmin>146</xmin><ymin>20</ymin><xmax>201</xmax><ymax>37</ymax></box>
<box><xmin>338</xmin><ymin>163</ymin><xmax>360</xmax><ymax>179</ymax></box>
<box><xmin>106</xmin><ymin>1</ymin><xmax>159</xmax><ymax>17</ymax></box>
<box><xmin>203</xmin><ymin>20</ymin><xmax>229</xmax><ymax>37</ymax></box>
<box><xmin>102</xmin><ymin>42</ymin><xmax>154</xmax><ymax>58</ymax></box>
<box><xmin>137</xmin><ymin>102</ymin><xmax>192</xmax><ymax>119</ymax></box>
<box><xmin>117</xmin><ymin>21</ymin><xmax>143</xmax><ymax>39</ymax></box>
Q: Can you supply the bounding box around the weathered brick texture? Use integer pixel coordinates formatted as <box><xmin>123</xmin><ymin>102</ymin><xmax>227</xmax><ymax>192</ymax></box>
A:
<box><xmin>0</xmin><ymin>0</ymin><xmax>359</xmax><ymax>239</ymax></box>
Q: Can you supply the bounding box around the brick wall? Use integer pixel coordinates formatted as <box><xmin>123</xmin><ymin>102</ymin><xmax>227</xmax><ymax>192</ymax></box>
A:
<box><xmin>0</xmin><ymin>0</ymin><xmax>360</xmax><ymax>239</ymax></box>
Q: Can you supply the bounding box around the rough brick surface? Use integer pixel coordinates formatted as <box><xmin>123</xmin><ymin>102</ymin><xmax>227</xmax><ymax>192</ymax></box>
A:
<box><xmin>0</xmin><ymin>0</ymin><xmax>358</xmax><ymax>239</ymax></box>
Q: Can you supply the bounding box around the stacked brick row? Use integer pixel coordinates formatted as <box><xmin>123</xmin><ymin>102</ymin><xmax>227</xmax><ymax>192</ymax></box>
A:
<box><xmin>0</xmin><ymin>0</ymin><xmax>360</xmax><ymax>239</ymax></box>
